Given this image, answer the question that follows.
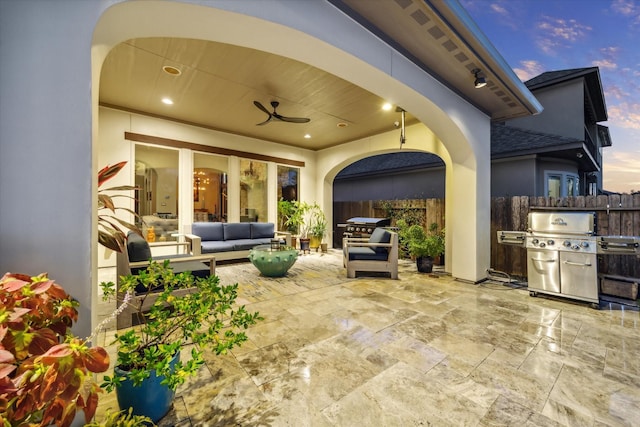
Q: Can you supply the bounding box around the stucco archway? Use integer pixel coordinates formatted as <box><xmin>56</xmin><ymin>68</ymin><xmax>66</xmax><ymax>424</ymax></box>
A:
<box><xmin>92</xmin><ymin>1</ymin><xmax>490</xmax><ymax>307</ymax></box>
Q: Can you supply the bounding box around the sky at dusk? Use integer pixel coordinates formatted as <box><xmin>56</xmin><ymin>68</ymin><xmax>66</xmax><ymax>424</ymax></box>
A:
<box><xmin>462</xmin><ymin>0</ymin><xmax>640</xmax><ymax>194</ymax></box>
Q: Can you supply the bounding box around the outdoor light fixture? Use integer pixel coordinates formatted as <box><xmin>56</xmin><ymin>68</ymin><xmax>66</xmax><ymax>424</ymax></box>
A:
<box><xmin>472</xmin><ymin>68</ymin><xmax>487</xmax><ymax>89</ymax></box>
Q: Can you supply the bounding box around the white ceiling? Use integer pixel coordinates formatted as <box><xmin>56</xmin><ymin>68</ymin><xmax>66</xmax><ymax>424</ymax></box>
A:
<box><xmin>99</xmin><ymin>1</ymin><xmax>536</xmax><ymax>151</ymax></box>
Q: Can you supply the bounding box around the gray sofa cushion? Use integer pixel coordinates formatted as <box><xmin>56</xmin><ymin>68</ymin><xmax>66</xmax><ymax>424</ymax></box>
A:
<box><xmin>192</xmin><ymin>222</ymin><xmax>224</xmax><ymax>241</ymax></box>
<box><xmin>232</xmin><ymin>239</ymin><xmax>261</xmax><ymax>251</ymax></box>
<box><xmin>251</xmin><ymin>222</ymin><xmax>274</xmax><ymax>239</ymax></box>
<box><xmin>223</xmin><ymin>222</ymin><xmax>251</xmax><ymax>240</ymax></box>
<box><xmin>201</xmin><ymin>240</ymin><xmax>236</xmax><ymax>253</ymax></box>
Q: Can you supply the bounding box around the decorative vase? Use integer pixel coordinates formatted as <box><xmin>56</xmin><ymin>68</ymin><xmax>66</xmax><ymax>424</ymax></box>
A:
<box><xmin>310</xmin><ymin>236</ymin><xmax>321</xmax><ymax>250</ymax></box>
<box><xmin>115</xmin><ymin>352</ymin><xmax>180</xmax><ymax>423</ymax></box>
<box><xmin>416</xmin><ymin>256</ymin><xmax>434</xmax><ymax>273</ymax></box>
<box><xmin>299</xmin><ymin>238</ymin><xmax>311</xmax><ymax>253</ymax></box>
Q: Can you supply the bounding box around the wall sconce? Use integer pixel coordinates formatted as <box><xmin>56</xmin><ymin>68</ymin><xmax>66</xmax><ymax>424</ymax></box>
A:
<box><xmin>576</xmin><ymin>152</ymin><xmax>583</xmax><ymax>159</ymax></box>
<box><xmin>472</xmin><ymin>68</ymin><xmax>487</xmax><ymax>89</ymax></box>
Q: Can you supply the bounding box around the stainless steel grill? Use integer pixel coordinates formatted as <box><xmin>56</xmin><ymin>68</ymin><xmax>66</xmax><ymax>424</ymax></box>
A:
<box><xmin>497</xmin><ymin>211</ymin><xmax>640</xmax><ymax>307</ymax></box>
<box><xmin>339</xmin><ymin>217</ymin><xmax>391</xmax><ymax>239</ymax></box>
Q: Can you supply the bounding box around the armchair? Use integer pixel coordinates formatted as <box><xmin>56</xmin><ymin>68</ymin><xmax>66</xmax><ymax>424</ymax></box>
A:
<box><xmin>343</xmin><ymin>228</ymin><xmax>398</xmax><ymax>279</ymax></box>
<box><xmin>115</xmin><ymin>231</ymin><xmax>216</xmax><ymax>329</ymax></box>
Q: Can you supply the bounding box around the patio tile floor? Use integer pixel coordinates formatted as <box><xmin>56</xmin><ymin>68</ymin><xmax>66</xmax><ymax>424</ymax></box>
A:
<box><xmin>95</xmin><ymin>249</ymin><xmax>640</xmax><ymax>426</ymax></box>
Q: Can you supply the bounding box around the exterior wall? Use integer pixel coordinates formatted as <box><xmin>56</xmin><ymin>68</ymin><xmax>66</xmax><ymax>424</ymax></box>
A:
<box><xmin>491</xmin><ymin>157</ymin><xmax>537</xmax><ymax>197</ymax></box>
<box><xmin>508</xmin><ymin>80</ymin><xmax>584</xmax><ymax>140</ymax></box>
<box><xmin>0</xmin><ymin>0</ymin><xmax>103</xmax><ymax>338</ymax></box>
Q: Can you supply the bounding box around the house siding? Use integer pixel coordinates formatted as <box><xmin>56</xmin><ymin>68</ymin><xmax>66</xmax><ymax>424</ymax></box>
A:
<box><xmin>508</xmin><ymin>80</ymin><xmax>584</xmax><ymax>140</ymax></box>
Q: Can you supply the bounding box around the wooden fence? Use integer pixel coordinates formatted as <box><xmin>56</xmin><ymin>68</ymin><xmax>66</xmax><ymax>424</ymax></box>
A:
<box><xmin>335</xmin><ymin>195</ymin><xmax>640</xmax><ymax>279</ymax></box>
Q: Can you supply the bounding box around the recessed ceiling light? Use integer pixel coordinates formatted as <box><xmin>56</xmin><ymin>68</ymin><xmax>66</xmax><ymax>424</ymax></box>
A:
<box><xmin>161</xmin><ymin>97</ymin><xmax>174</xmax><ymax>105</ymax></box>
<box><xmin>337</xmin><ymin>122</ymin><xmax>348</xmax><ymax>128</ymax></box>
<box><xmin>304</xmin><ymin>134</ymin><xmax>311</xmax><ymax>139</ymax></box>
<box><xmin>382</xmin><ymin>103</ymin><xmax>393</xmax><ymax>111</ymax></box>
<box><xmin>162</xmin><ymin>65</ymin><xmax>181</xmax><ymax>76</ymax></box>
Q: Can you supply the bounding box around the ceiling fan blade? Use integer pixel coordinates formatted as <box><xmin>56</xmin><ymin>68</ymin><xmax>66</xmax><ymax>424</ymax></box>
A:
<box><xmin>279</xmin><ymin>116</ymin><xmax>311</xmax><ymax>123</ymax></box>
<box><xmin>253</xmin><ymin>101</ymin><xmax>272</xmax><ymax>116</ymax></box>
<box><xmin>256</xmin><ymin>116</ymin><xmax>273</xmax><ymax>126</ymax></box>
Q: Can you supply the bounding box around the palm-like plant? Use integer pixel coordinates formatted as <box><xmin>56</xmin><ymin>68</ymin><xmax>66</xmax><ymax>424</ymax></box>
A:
<box><xmin>98</xmin><ymin>161</ymin><xmax>141</xmax><ymax>252</ymax></box>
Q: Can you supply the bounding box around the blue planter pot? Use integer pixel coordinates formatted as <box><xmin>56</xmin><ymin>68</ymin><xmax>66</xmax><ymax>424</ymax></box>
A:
<box><xmin>115</xmin><ymin>352</ymin><xmax>179</xmax><ymax>423</ymax></box>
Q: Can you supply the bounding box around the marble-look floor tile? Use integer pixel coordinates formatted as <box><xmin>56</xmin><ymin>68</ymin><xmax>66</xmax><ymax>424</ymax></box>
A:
<box><xmin>546</xmin><ymin>364</ymin><xmax>640</xmax><ymax>426</ymax></box>
<box><xmin>95</xmin><ymin>250</ymin><xmax>640</xmax><ymax>426</ymax></box>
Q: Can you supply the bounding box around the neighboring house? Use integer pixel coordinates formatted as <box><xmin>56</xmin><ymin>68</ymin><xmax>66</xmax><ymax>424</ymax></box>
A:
<box><xmin>335</xmin><ymin>67</ymin><xmax>612</xmax><ymax>199</ymax></box>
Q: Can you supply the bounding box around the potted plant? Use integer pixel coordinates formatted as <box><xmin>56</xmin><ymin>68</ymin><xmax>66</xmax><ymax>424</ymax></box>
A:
<box><xmin>299</xmin><ymin>202</ymin><xmax>326</xmax><ymax>253</ymax></box>
<box><xmin>0</xmin><ymin>272</ymin><xmax>110</xmax><ymax>426</ymax></box>
<box><xmin>100</xmin><ymin>260</ymin><xmax>261</xmax><ymax>423</ymax></box>
<box><xmin>278</xmin><ymin>199</ymin><xmax>308</xmax><ymax>249</ymax></box>
<box><xmin>397</xmin><ymin>221</ymin><xmax>445</xmax><ymax>273</ymax></box>
<box><xmin>307</xmin><ymin>205</ymin><xmax>327</xmax><ymax>251</ymax></box>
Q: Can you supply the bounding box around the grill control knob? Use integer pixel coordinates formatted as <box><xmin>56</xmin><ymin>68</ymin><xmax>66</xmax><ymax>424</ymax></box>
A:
<box><xmin>572</xmin><ymin>244</ymin><xmax>580</xmax><ymax>251</ymax></box>
<box><xmin>563</xmin><ymin>240</ymin><xmax>572</xmax><ymax>247</ymax></box>
<box><xmin>532</xmin><ymin>238</ymin><xmax>539</xmax><ymax>245</ymax></box>
<box><xmin>547</xmin><ymin>240</ymin><xmax>555</xmax><ymax>246</ymax></box>
<box><xmin>581</xmin><ymin>241</ymin><xmax>589</xmax><ymax>248</ymax></box>
<box><xmin>539</xmin><ymin>242</ymin><xmax>546</xmax><ymax>248</ymax></box>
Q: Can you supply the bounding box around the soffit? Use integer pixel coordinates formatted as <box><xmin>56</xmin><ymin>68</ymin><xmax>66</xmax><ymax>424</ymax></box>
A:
<box><xmin>99</xmin><ymin>1</ymin><xmax>536</xmax><ymax>151</ymax></box>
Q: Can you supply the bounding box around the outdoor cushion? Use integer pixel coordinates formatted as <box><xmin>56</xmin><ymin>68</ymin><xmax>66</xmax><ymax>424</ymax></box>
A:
<box><xmin>232</xmin><ymin>239</ymin><xmax>262</xmax><ymax>251</ymax></box>
<box><xmin>201</xmin><ymin>240</ymin><xmax>235</xmax><ymax>253</ymax></box>
<box><xmin>223</xmin><ymin>222</ymin><xmax>251</xmax><ymax>240</ymax></box>
<box><xmin>347</xmin><ymin>246</ymin><xmax>389</xmax><ymax>261</ymax></box>
<box><xmin>192</xmin><ymin>222</ymin><xmax>224</xmax><ymax>241</ymax></box>
<box><xmin>251</xmin><ymin>222</ymin><xmax>275</xmax><ymax>239</ymax></box>
<box><xmin>127</xmin><ymin>232</ymin><xmax>152</xmax><ymax>262</ymax></box>
<box><xmin>368</xmin><ymin>228</ymin><xmax>391</xmax><ymax>254</ymax></box>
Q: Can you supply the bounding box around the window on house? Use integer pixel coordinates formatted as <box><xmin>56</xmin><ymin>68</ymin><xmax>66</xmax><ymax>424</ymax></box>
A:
<box><xmin>193</xmin><ymin>152</ymin><xmax>228</xmax><ymax>223</ymax></box>
<box><xmin>135</xmin><ymin>144</ymin><xmax>180</xmax><ymax>241</ymax></box>
<box><xmin>545</xmin><ymin>171</ymin><xmax>579</xmax><ymax>197</ymax></box>
<box><xmin>239</xmin><ymin>159</ymin><xmax>267</xmax><ymax>222</ymax></box>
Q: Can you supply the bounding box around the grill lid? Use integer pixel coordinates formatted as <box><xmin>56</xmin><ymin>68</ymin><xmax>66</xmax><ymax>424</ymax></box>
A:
<box><xmin>528</xmin><ymin>212</ymin><xmax>596</xmax><ymax>235</ymax></box>
<box><xmin>346</xmin><ymin>217</ymin><xmax>390</xmax><ymax>226</ymax></box>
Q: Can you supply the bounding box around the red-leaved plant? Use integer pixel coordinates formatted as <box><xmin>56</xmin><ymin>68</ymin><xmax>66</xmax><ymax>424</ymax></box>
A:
<box><xmin>98</xmin><ymin>161</ymin><xmax>141</xmax><ymax>252</ymax></box>
<box><xmin>0</xmin><ymin>272</ymin><xmax>110</xmax><ymax>426</ymax></box>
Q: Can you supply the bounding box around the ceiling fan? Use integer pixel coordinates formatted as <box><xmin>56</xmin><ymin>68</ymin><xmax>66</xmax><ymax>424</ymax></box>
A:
<box><xmin>253</xmin><ymin>101</ymin><xmax>310</xmax><ymax>125</ymax></box>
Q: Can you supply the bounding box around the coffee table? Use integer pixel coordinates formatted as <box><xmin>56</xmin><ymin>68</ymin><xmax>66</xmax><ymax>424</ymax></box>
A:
<box><xmin>248</xmin><ymin>244</ymin><xmax>298</xmax><ymax>277</ymax></box>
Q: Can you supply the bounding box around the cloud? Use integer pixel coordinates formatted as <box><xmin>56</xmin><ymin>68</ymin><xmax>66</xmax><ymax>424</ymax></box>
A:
<box><xmin>535</xmin><ymin>15</ymin><xmax>592</xmax><ymax>54</ymax></box>
<box><xmin>611</xmin><ymin>0</ymin><xmax>640</xmax><ymax>25</ymax></box>
<box><xmin>603</xmin><ymin>150</ymin><xmax>640</xmax><ymax>193</ymax></box>
<box><xmin>612</xmin><ymin>0</ymin><xmax>636</xmax><ymax>16</ymax></box>
<box><xmin>513</xmin><ymin>60</ymin><xmax>545</xmax><ymax>81</ymax></box>
<box><xmin>608</xmin><ymin>103</ymin><xmax>640</xmax><ymax>129</ymax></box>
<box><xmin>592</xmin><ymin>59</ymin><xmax>618</xmax><ymax>69</ymax></box>
<box><xmin>490</xmin><ymin>3</ymin><xmax>509</xmax><ymax>17</ymax></box>
<box><xmin>605</xmin><ymin>85</ymin><xmax>628</xmax><ymax>100</ymax></box>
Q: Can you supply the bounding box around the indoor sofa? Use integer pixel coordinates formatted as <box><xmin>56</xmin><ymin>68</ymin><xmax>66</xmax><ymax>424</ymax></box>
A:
<box><xmin>186</xmin><ymin>222</ymin><xmax>291</xmax><ymax>261</ymax></box>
